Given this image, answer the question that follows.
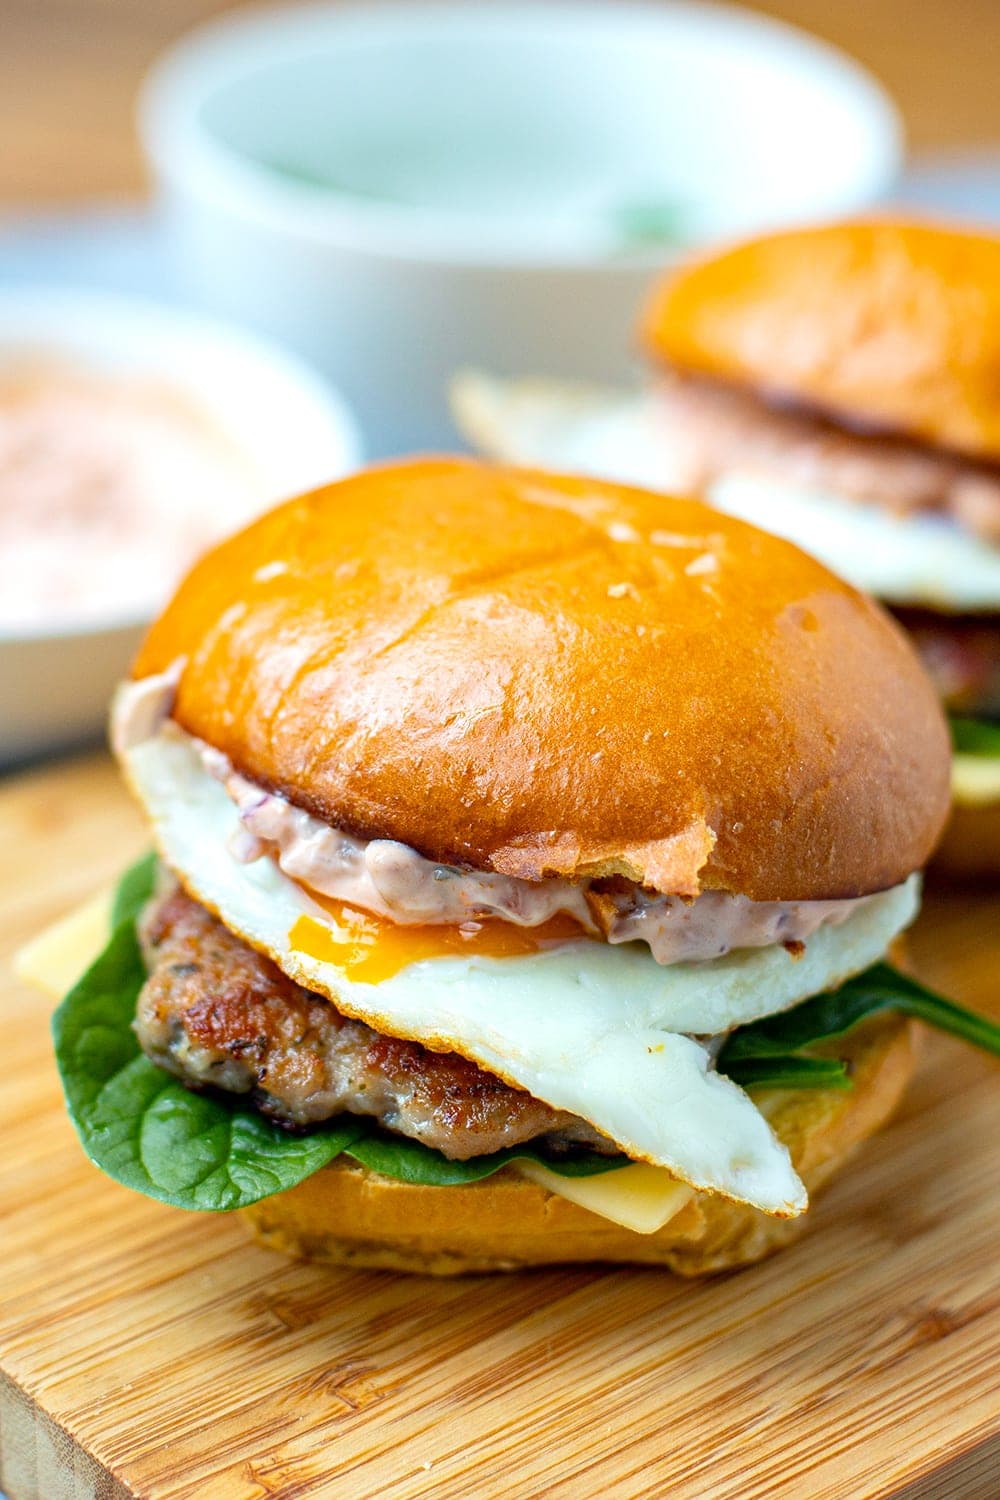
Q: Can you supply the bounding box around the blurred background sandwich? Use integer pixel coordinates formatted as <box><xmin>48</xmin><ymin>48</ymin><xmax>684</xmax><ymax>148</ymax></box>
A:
<box><xmin>455</xmin><ymin>219</ymin><xmax>1000</xmax><ymax>875</ymax></box>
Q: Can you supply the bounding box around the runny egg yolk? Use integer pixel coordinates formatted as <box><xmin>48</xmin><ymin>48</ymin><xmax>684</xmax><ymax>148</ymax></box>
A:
<box><xmin>288</xmin><ymin>897</ymin><xmax>590</xmax><ymax>982</ymax></box>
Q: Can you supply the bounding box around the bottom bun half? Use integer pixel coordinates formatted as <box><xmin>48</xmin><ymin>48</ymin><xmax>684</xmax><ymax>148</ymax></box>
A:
<box><xmin>240</xmin><ymin>1015</ymin><xmax>916</xmax><ymax>1276</ymax></box>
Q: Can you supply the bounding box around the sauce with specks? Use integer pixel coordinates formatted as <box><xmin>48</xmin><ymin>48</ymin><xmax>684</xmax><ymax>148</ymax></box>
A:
<box><xmin>0</xmin><ymin>364</ymin><xmax>266</xmax><ymax>631</ymax></box>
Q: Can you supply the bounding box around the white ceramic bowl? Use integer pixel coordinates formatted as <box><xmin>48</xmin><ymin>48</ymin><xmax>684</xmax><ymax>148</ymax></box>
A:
<box><xmin>141</xmin><ymin>0</ymin><xmax>901</xmax><ymax>453</ymax></box>
<box><xmin>0</xmin><ymin>288</ymin><xmax>360</xmax><ymax>766</ymax></box>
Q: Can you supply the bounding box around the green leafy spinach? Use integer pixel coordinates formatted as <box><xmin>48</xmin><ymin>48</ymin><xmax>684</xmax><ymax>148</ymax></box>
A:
<box><xmin>717</xmin><ymin>961</ymin><xmax>1000</xmax><ymax>1089</ymax></box>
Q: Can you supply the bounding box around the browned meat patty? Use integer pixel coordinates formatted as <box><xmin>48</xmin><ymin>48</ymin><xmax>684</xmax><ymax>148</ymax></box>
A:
<box><xmin>894</xmin><ymin>609</ymin><xmax>1000</xmax><ymax>718</ymax></box>
<box><xmin>135</xmin><ymin>885</ymin><xmax>614</xmax><ymax>1160</ymax></box>
<box><xmin>652</xmin><ymin>371</ymin><xmax>1000</xmax><ymax>545</ymax></box>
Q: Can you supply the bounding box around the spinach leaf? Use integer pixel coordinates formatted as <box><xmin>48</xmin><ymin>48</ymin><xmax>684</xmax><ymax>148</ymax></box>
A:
<box><xmin>110</xmin><ymin>849</ymin><xmax>158</xmax><ymax>929</ymax></box>
<box><xmin>949</xmin><ymin>716</ymin><xmax>1000</xmax><ymax>757</ymax></box>
<box><xmin>719</xmin><ymin>1055</ymin><xmax>851</xmax><ymax>1091</ymax></box>
<box><xmin>346</xmin><ymin>1131</ymin><xmax>621</xmax><ymax>1185</ymax></box>
<box><xmin>718</xmin><ymin>962</ymin><xmax>1000</xmax><ymax>1078</ymax></box>
<box><xmin>52</xmin><ymin>912</ymin><xmax>364</xmax><ymax>1210</ymax></box>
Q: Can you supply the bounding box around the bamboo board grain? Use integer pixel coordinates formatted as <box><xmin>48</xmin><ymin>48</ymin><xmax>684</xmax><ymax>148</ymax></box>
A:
<box><xmin>1</xmin><ymin>752</ymin><xmax>998</xmax><ymax>1500</ymax></box>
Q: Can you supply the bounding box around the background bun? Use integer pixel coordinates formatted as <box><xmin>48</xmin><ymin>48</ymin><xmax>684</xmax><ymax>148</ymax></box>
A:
<box><xmin>641</xmin><ymin>219</ymin><xmax>1000</xmax><ymax>463</ymax></box>
<box><xmin>241</xmin><ymin>1014</ymin><xmax>915</xmax><ymax>1275</ymax></box>
<box><xmin>134</xmin><ymin>458</ymin><xmax>950</xmax><ymax>900</ymax></box>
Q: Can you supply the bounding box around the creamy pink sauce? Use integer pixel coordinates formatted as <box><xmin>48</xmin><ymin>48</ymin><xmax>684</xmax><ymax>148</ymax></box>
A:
<box><xmin>206</xmin><ymin>755</ymin><xmax>596</xmax><ymax>929</ymax></box>
<box><xmin>596</xmin><ymin>883</ymin><xmax>858</xmax><ymax>963</ymax></box>
<box><xmin>0</xmin><ymin>365</ymin><xmax>267</xmax><ymax>631</ymax></box>
<box><xmin>113</xmin><ymin>669</ymin><xmax>880</xmax><ymax>965</ymax></box>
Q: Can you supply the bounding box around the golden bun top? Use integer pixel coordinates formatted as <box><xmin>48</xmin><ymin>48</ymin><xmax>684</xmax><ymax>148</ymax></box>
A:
<box><xmin>641</xmin><ymin>218</ymin><xmax>1000</xmax><ymax>462</ymax></box>
<box><xmin>133</xmin><ymin>458</ymin><xmax>950</xmax><ymax>901</ymax></box>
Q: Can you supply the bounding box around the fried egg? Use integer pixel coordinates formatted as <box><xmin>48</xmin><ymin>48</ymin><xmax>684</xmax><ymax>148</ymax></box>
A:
<box><xmin>121</xmin><ymin>725</ymin><xmax>918</xmax><ymax>1218</ymax></box>
<box><xmin>452</xmin><ymin>372</ymin><xmax>1000</xmax><ymax>613</ymax></box>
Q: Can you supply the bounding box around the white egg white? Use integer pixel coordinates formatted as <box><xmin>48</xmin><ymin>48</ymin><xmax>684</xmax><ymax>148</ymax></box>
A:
<box><xmin>122</xmin><ymin>727</ymin><xmax>918</xmax><ymax>1217</ymax></box>
<box><xmin>707</xmin><ymin>474</ymin><xmax>1000</xmax><ymax>612</ymax></box>
<box><xmin>451</xmin><ymin>372</ymin><xmax>1000</xmax><ymax>613</ymax></box>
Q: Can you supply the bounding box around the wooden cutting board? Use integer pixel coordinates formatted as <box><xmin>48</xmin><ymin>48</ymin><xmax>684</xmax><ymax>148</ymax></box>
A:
<box><xmin>1</xmin><ymin>752</ymin><xmax>998</xmax><ymax>1500</ymax></box>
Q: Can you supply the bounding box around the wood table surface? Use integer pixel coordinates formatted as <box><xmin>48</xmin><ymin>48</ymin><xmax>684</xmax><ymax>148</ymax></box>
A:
<box><xmin>1</xmin><ymin>2</ymin><xmax>999</xmax><ymax>1495</ymax></box>
<box><xmin>1</xmin><ymin>754</ymin><xmax>999</xmax><ymax>1499</ymax></box>
<box><xmin>2</xmin><ymin>0</ymin><xmax>1000</xmax><ymax>205</ymax></box>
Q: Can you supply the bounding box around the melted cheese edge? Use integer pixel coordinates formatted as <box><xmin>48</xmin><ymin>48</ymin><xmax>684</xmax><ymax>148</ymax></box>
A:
<box><xmin>952</xmin><ymin>752</ymin><xmax>1000</xmax><ymax>807</ymax></box>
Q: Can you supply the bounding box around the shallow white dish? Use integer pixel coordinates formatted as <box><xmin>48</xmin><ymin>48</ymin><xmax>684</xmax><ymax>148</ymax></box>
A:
<box><xmin>140</xmin><ymin>0</ymin><xmax>901</xmax><ymax>452</ymax></box>
<box><xmin>0</xmin><ymin>287</ymin><xmax>360</xmax><ymax>767</ymax></box>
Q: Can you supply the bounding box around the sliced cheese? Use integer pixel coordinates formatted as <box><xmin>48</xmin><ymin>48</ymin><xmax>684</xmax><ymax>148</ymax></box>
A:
<box><xmin>515</xmin><ymin>1160</ymin><xmax>695</xmax><ymax>1235</ymax></box>
<box><xmin>952</xmin><ymin>752</ymin><xmax>1000</xmax><ymax>808</ymax></box>
<box><xmin>14</xmin><ymin>887</ymin><xmax>112</xmax><ymax>997</ymax></box>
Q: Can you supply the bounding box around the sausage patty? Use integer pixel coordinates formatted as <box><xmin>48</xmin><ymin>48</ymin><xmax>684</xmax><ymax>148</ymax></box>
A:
<box><xmin>893</xmin><ymin>608</ymin><xmax>1000</xmax><ymax>718</ymax></box>
<box><xmin>135</xmin><ymin>885</ymin><xmax>613</xmax><ymax>1160</ymax></box>
<box><xmin>652</xmin><ymin>371</ymin><xmax>1000</xmax><ymax>546</ymax></box>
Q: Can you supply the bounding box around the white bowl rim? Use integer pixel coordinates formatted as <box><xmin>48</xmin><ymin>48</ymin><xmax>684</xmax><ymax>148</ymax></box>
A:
<box><xmin>0</xmin><ymin>284</ymin><xmax>362</xmax><ymax>644</ymax></box>
<box><xmin>139</xmin><ymin>0</ymin><xmax>903</xmax><ymax>269</ymax></box>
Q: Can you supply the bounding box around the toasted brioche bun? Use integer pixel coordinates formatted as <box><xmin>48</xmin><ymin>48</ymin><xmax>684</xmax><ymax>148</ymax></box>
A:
<box><xmin>241</xmin><ymin>1013</ymin><xmax>916</xmax><ymax>1275</ymax></box>
<box><xmin>641</xmin><ymin>219</ymin><xmax>1000</xmax><ymax>463</ymax></box>
<box><xmin>133</xmin><ymin>458</ymin><xmax>948</xmax><ymax>901</ymax></box>
<box><xmin>931</xmin><ymin>798</ymin><xmax>1000</xmax><ymax>879</ymax></box>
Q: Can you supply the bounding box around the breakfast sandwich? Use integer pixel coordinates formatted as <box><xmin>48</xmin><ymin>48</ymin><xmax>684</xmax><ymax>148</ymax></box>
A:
<box><xmin>454</xmin><ymin>220</ymin><xmax>1000</xmax><ymax>874</ymax></box>
<box><xmin>34</xmin><ymin>459</ymin><xmax>1000</xmax><ymax>1274</ymax></box>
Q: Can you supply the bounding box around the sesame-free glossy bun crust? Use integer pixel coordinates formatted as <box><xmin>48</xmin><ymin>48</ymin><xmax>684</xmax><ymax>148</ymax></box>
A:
<box><xmin>641</xmin><ymin>219</ymin><xmax>1000</xmax><ymax>462</ymax></box>
<box><xmin>240</xmin><ymin>1014</ymin><xmax>915</xmax><ymax>1275</ymax></box>
<box><xmin>133</xmin><ymin>459</ymin><xmax>949</xmax><ymax>901</ymax></box>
